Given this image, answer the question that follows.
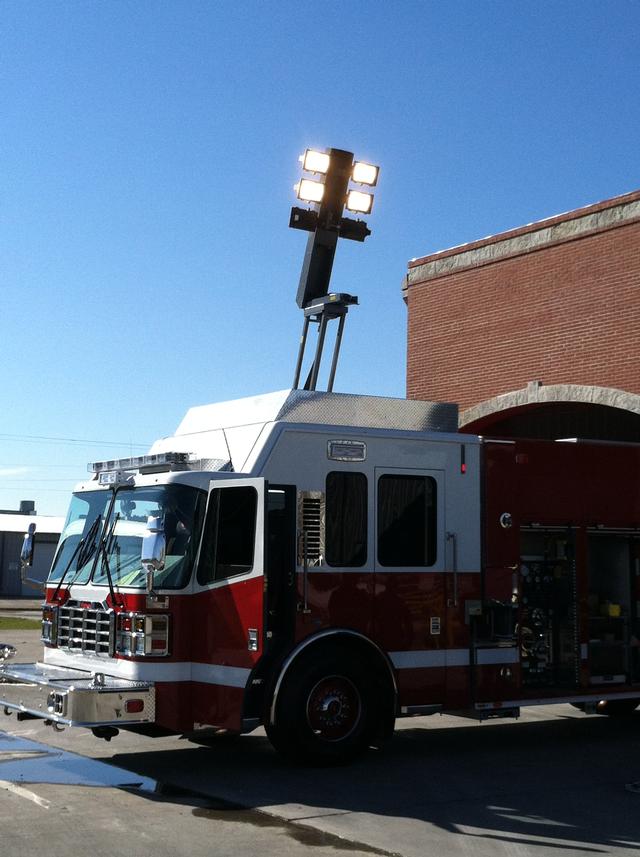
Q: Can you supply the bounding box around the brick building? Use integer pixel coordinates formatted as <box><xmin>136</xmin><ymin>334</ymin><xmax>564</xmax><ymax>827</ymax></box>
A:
<box><xmin>404</xmin><ymin>189</ymin><xmax>640</xmax><ymax>440</ymax></box>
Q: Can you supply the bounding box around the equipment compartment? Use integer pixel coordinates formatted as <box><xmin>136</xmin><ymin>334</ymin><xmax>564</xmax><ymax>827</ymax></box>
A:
<box><xmin>519</xmin><ymin>530</ymin><xmax>579</xmax><ymax>688</ymax></box>
<box><xmin>587</xmin><ymin>533</ymin><xmax>640</xmax><ymax>685</ymax></box>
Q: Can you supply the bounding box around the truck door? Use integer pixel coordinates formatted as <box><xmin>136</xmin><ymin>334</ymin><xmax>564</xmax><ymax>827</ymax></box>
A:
<box><xmin>191</xmin><ymin>477</ymin><xmax>266</xmax><ymax>732</ymax></box>
<box><xmin>373</xmin><ymin>467</ymin><xmax>447</xmax><ymax>708</ymax></box>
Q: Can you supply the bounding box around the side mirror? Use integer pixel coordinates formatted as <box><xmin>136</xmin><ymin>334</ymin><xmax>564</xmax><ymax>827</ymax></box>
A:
<box><xmin>20</xmin><ymin>523</ymin><xmax>36</xmax><ymax>569</ymax></box>
<box><xmin>19</xmin><ymin>522</ymin><xmax>44</xmax><ymax>592</ymax></box>
<box><xmin>141</xmin><ymin>515</ymin><xmax>166</xmax><ymax>593</ymax></box>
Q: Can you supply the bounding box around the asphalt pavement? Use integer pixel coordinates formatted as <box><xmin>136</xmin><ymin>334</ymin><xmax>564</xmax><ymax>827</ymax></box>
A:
<box><xmin>1</xmin><ymin>629</ymin><xmax>639</xmax><ymax>857</ymax></box>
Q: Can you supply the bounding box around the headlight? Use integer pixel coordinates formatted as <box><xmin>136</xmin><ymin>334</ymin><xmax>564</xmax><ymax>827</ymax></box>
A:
<box><xmin>115</xmin><ymin>613</ymin><xmax>169</xmax><ymax>657</ymax></box>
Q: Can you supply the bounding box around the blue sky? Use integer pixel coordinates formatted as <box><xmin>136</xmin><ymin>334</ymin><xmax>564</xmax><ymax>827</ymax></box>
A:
<box><xmin>2</xmin><ymin>0</ymin><xmax>639</xmax><ymax>515</ymax></box>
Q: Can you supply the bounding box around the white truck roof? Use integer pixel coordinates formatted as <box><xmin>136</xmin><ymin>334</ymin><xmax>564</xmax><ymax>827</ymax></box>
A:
<box><xmin>149</xmin><ymin>389</ymin><xmax>459</xmax><ymax>474</ymax></box>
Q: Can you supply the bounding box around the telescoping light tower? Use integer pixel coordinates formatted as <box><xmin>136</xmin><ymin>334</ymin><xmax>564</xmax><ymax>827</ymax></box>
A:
<box><xmin>290</xmin><ymin>147</ymin><xmax>379</xmax><ymax>391</ymax></box>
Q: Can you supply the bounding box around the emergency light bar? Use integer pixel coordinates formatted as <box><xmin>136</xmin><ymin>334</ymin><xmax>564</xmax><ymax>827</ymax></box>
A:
<box><xmin>89</xmin><ymin>452</ymin><xmax>192</xmax><ymax>475</ymax></box>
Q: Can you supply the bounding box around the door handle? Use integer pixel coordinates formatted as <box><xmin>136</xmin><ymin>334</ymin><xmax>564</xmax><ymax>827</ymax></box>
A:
<box><xmin>446</xmin><ymin>531</ymin><xmax>458</xmax><ymax>607</ymax></box>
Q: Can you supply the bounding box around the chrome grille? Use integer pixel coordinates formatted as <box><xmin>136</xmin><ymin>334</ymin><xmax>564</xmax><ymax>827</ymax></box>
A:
<box><xmin>57</xmin><ymin>603</ymin><xmax>113</xmax><ymax>657</ymax></box>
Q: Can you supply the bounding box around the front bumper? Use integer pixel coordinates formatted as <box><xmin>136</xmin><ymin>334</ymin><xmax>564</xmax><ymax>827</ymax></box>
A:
<box><xmin>0</xmin><ymin>662</ymin><xmax>155</xmax><ymax>727</ymax></box>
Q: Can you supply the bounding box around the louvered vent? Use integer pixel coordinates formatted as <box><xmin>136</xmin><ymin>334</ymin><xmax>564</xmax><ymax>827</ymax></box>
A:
<box><xmin>297</xmin><ymin>491</ymin><xmax>325</xmax><ymax>567</ymax></box>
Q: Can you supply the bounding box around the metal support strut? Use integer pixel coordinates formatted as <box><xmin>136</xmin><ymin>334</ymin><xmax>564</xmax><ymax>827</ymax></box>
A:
<box><xmin>327</xmin><ymin>313</ymin><xmax>346</xmax><ymax>393</ymax></box>
<box><xmin>292</xmin><ymin>316</ymin><xmax>311</xmax><ymax>390</ymax></box>
<box><xmin>292</xmin><ymin>294</ymin><xmax>357</xmax><ymax>392</ymax></box>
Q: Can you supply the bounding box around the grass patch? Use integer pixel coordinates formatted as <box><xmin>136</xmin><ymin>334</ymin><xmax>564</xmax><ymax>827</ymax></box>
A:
<box><xmin>0</xmin><ymin>617</ymin><xmax>40</xmax><ymax>631</ymax></box>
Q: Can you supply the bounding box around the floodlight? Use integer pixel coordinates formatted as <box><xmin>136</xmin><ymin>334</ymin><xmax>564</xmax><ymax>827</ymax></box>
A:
<box><xmin>352</xmin><ymin>161</ymin><xmax>379</xmax><ymax>186</ymax></box>
<box><xmin>301</xmin><ymin>149</ymin><xmax>331</xmax><ymax>174</ymax></box>
<box><xmin>296</xmin><ymin>178</ymin><xmax>325</xmax><ymax>204</ymax></box>
<box><xmin>345</xmin><ymin>189</ymin><xmax>373</xmax><ymax>214</ymax></box>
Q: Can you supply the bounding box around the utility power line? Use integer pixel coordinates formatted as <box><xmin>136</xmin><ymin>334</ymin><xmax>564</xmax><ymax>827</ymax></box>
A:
<box><xmin>0</xmin><ymin>463</ymin><xmax>88</xmax><ymax>469</ymax></box>
<box><xmin>0</xmin><ymin>473</ymin><xmax>81</xmax><ymax>482</ymax></box>
<box><xmin>0</xmin><ymin>433</ymin><xmax>149</xmax><ymax>448</ymax></box>
<box><xmin>0</xmin><ymin>486</ymin><xmax>75</xmax><ymax>493</ymax></box>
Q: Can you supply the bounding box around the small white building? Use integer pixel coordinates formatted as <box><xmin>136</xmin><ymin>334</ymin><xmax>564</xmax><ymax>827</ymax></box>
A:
<box><xmin>0</xmin><ymin>508</ymin><xmax>64</xmax><ymax>597</ymax></box>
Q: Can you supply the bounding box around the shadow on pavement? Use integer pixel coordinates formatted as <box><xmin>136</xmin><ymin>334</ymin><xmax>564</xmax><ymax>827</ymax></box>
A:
<box><xmin>107</xmin><ymin>711</ymin><xmax>640</xmax><ymax>855</ymax></box>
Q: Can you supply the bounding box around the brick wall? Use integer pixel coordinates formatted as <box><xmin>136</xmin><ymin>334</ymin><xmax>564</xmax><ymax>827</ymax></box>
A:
<box><xmin>405</xmin><ymin>191</ymin><xmax>640</xmax><ymax>411</ymax></box>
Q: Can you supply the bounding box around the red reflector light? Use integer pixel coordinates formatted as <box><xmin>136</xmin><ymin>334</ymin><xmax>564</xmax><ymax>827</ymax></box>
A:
<box><xmin>125</xmin><ymin>699</ymin><xmax>144</xmax><ymax>714</ymax></box>
<box><xmin>151</xmin><ymin>638</ymin><xmax>166</xmax><ymax>650</ymax></box>
<box><xmin>119</xmin><ymin>616</ymin><xmax>132</xmax><ymax>632</ymax></box>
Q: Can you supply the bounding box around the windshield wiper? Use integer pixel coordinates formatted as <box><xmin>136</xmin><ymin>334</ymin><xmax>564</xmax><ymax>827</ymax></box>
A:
<box><xmin>97</xmin><ymin>512</ymin><xmax>122</xmax><ymax>608</ymax></box>
<box><xmin>51</xmin><ymin>514</ymin><xmax>102</xmax><ymax>603</ymax></box>
<box><xmin>76</xmin><ymin>514</ymin><xmax>102</xmax><ymax>569</ymax></box>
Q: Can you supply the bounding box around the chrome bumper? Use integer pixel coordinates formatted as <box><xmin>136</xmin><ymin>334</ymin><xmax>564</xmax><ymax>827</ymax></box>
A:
<box><xmin>0</xmin><ymin>662</ymin><xmax>155</xmax><ymax>727</ymax></box>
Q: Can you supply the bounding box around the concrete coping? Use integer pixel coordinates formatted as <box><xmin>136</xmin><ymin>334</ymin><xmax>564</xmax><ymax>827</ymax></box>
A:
<box><xmin>460</xmin><ymin>382</ymin><xmax>640</xmax><ymax>429</ymax></box>
<box><xmin>404</xmin><ymin>189</ymin><xmax>640</xmax><ymax>292</ymax></box>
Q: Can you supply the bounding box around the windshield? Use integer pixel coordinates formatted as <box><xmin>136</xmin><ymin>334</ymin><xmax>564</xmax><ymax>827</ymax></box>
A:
<box><xmin>49</xmin><ymin>484</ymin><xmax>205</xmax><ymax>590</ymax></box>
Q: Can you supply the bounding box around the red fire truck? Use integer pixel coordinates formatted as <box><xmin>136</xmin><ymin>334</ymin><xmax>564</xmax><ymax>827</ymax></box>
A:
<box><xmin>1</xmin><ymin>148</ymin><xmax>638</xmax><ymax>763</ymax></box>
<box><xmin>1</xmin><ymin>389</ymin><xmax>639</xmax><ymax>763</ymax></box>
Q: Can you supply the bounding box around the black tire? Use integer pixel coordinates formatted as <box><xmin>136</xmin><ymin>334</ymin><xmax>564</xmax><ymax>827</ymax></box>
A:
<box><xmin>266</xmin><ymin>646</ymin><xmax>382</xmax><ymax>765</ymax></box>
<box><xmin>596</xmin><ymin>699</ymin><xmax>640</xmax><ymax>716</ymax></box>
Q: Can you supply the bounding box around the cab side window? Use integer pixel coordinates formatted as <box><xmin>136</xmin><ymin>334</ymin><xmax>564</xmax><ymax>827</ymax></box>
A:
<box><xmin>325</xmin><ymin>471</ymin><xmax>367</xmax><ymax>567</ymax></box>
<box><xmin>377</xmin><ymin>474</ymin><xmax>437</xmax><ymax>567</ymax></box>
<box><xmin>198</xmin><ymin>486</ymin><xmax>257</xmax><ymax>584</ymax></box>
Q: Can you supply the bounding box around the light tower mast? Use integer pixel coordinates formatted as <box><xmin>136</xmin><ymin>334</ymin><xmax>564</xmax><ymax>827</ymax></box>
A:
<box><xmin>289</xmin><ymin>147</ymin><xmax>379</xmax><ymax>391</ymax></box>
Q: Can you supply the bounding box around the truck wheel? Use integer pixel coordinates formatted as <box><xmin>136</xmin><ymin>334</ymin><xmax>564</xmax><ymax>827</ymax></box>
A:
<box><xmin>267</xmin><ymin>648</ymin><xmax>379</xmax><ymax>765</ymax></box>
<box><xmin>596</xmin><ymin>699</ymin><xmax>639</xmax><ymax>716</ymax></box>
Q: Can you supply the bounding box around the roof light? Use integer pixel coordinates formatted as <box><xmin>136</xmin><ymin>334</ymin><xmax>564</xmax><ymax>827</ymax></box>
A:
<box><xmin>301</xmin><ymin>149</ymin><xmax>330</xmax><ymax>174</ymax></box>
<box><xmin>296</xmin><ymin>178</ymin><xmax>325</xmax><ymax>204</ymax></box>
<box><xmin>98</xmin><ymin>470</ymin><xmax>134</xmax><ymax>486</ymax></box>
<box><xmin>352</xmin><ymin>161</ymin><xmax>379</xmax><ymax>186</ymax></box>
<box><xmin>89</xmin><ymin>452</ymin><xmax>192</xmax><ymax>475</ymax></box>
<box><xmin>345</xmin><ymin>190</ymin><xmax>373</xmax><ymax>214</ymax></box>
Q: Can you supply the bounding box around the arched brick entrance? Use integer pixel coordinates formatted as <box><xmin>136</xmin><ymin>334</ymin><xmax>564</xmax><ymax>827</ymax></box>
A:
<box><xmin>460</xmin><ymin>383</ymin><xmax>640</xmax><ymax>441</ymax></box>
